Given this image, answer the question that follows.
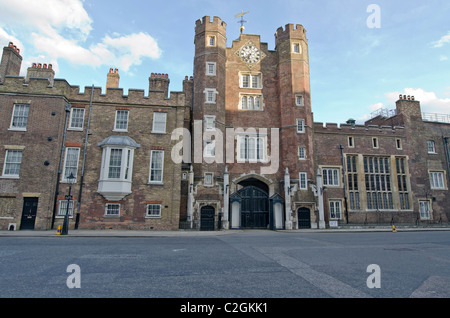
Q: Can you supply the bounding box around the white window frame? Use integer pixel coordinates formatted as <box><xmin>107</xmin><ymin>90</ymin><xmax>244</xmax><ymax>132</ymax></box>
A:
<box><xmin>296</xmin><ymin>119</ymin><xmax>305</xmax><ymax>134</ymax></box>
<box><xmin>295</xmin><ymin>94</ymin><xmax>304</xmax><ymax>106</ymax></box>
<box><xmin>372</xmin><ymin>137</ymin><xmax>379</xmax><ymax>149</ymax></box>
<box><xmin>204</xmin><ymin>172</ymin><xmax>214</xmax><ymax>186</ymax></box>
<box><xmin>206</xmin><ymin>62</ymin><xmax>216</xmax><ymax>76</ymax></box>
<box><xmin>396</xmin><ymin>138</ymin><xmax>402</xmax><ymax>150</ymax></box>
<box><xmin>100</xmin><ymin>147</ymin><xmax>134</xmax><ymax>182</ymax></box>
<box><xmin>348</xmin><ymin>136</ymin><xmax>354</xmax><ymax>148</ymax></box>
<box><xmin>299</xmin><ymin>172</ymin><xmax>308</xmax><ymax>190</ymax></box>
<box><xmin>429</xmin><ymin>171</ymin><xmax>445</xmax><ymax>189</ymax></box>
<box><xmin>207</xmin><ymin>35</ymin><xmax>216</xmax><ymax>47</ymax></box>
<box><xmin>329</xmin><ymin>200</ymin><xmax>342</xmax><ymax>219</ymax></box>
<box><xmin>419</xmin><ymin>200</ymin><xmax>431</xmax><ymax>220</ymax></box>
<box><xmin>2</xmin><ymin>150</ymin><xmax>23</xmax><ymax>178</ymax></box>
<box><xmin>427</xmin><ymin>140</ymin><xmax>436</xmax><ymax>154</ymax></box>
<box><xmin>237</xmin><ymin>135</ymin><xmax>266</xmax><ymax>162</ymax></box>
<box><xmin>292</xmin><ymin>42</ymin><xmax>302</xmax><ymax>54</ymax></box>
<box><xmin>114</xmin><ymin>110</ymin><xmax>129</xmax><ymax>132</ymax></box>
<box><xmin>204</xmin><ymin>88</ymin><xmax>217</xmax><ymax>104</ymax></box>
<box><xmin>239</xmin><ymin>72</ymin><xmax>262</xmax><ymax>89</ymax></box>
<box><xmin>204</xmin><ymin>115</ymin><xmax>216</xmax><ymax>131</ymax></box>
<box><xmin>62</xmin><ymin>147</ymin><xmax>80</xmax><ymax>182</ymax></box>
<box><xmin>239</xmin><ymin>94</ymin><xmax>263</xmax><ymax>110</ymax></box>
<box><xmin>204</xmin><ymin>140</ymin><xmax>215</xmax><ymax>158</ymax></box>
<box><xmin>9</xmin><ymin>104</ymin><xmax>30</xmax><ymax>131</ymax></box>
<box><xmin>68</xmin><ymin>108</ymin><xmax>85</xmax><ymax>130</ymax></box>
<box><xmin>322</xmin><ymin>168</ymin><xmax>340</xmax><ymax>187</ymax></box>
<box><xmin>298</xmin><ymin>146</ymin><xmax>306</xmax><ymax>160</ymax></box>
<box><xmin>149</xmin><ymin>150</ymin><xmax>164</xmax><ymax>184</ymax></box>
<box><xmin>105</xmin><ymin>203</ymin><xmax>120</xmax><ymax>217</ymax></box>
<box><xmin>57</xmin><ymin>200</ymin><xmax>74</xmax><ymax>218</ymax></box>
<box><xmin>152</xmin><ymin>112</ymin><xmax>167</xmax><ymax>133</ymax></box>
<box><xmin>146</xmin><ymin>204</ymin><xmax>161</xmax><ymax>218</ymax></box>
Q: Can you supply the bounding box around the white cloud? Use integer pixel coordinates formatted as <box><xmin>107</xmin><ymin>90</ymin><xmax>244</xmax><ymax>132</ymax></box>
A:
<box><xmin>440</xmin><ymin>55</ymin><xmax>448</xmax><ymax>61</ymax></box>
<box><xmin>0</xmin><ymin>0</ymin><xmax>161</xmax><ymax>72</ymax></box>
<box><xmin>432</xmin><ymin>31</ymin><xmax>450</xmax><ymax>48</ymax></box>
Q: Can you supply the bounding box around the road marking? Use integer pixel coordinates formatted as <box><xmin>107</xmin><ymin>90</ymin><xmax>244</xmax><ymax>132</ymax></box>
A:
<box><xmin>258</xmin><ymin>249</ymin><xmax>372</xmax><ymax>298</ymax></box>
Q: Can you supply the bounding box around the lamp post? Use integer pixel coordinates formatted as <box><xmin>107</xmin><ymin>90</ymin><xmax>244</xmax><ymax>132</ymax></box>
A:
<box><xmin>61</xmin><ymin>172</ymin><xmax>75</xmax><ymax>235</ymax></box>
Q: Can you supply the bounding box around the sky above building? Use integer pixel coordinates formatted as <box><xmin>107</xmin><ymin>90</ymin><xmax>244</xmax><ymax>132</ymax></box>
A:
<box><xmin>0</xmin><ymin>0</ymin><xmax>449</xmax><ymax>124</ymax></box>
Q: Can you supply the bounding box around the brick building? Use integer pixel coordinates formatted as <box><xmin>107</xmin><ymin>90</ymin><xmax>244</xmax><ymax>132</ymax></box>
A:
<box><xmin>186</xmin><ymin>16</ymin><xmax>450</xmax><ymax>231</ymax></box>
<box><xmin>0</xmin><ymin>43</ymin><xmax>191</xmax><ymax>231</ymax></box>
<box><xmin>0</xmin><ymin>15</ymin><xmax>449</xmax><ymax>231</ymax></box>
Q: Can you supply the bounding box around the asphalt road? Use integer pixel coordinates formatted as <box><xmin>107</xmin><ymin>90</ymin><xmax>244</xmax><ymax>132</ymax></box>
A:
<box><xmin>0</xmin><ymin>230</ymin><xmax>449</xmax><ymax>301</ymax></box>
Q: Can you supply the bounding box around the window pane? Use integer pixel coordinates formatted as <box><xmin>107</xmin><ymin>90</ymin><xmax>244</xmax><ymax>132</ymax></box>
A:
<box><xmin>153</xmin><ymin>112</ymin><xmax>167</xmax><ymax>133</ymax></box>
<box><xmin>108</xmin><ymin>149</ymin><xmax>122</xmax><ymax>178</ymax></box>
<box><xmin>150</xmin><ymin>151</ymin><xmax>163</xmax><ymax>182</ymax></box>
<box><xmin>70</xmin><ymin>108</ymin><xmax>84</xmax><ymax>128</ymax></box>
<box><xmin>11</xmin><ymin>104</ymin><xmax>29</xmax><ymax>128</ymax></box>
<box><xmin>4</xmin><ymin>150</ymin><xmax>22</xmax><ymax>176</ymax></box>
<box><xmin>115</xmin><ymin>110</ymin><xmax>128</xmax><ymax>130</ymax></box>
<box><xmin>64</xmin><ymin>148</ymin><xmax>80</xmax><ymax>179</ymax></box>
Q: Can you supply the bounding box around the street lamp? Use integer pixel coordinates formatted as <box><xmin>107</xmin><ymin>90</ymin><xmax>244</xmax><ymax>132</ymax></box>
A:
<box><xmin>61</xmin><ymin>172</ymin><xmax>75</xmax><ymax>235</ymax></box>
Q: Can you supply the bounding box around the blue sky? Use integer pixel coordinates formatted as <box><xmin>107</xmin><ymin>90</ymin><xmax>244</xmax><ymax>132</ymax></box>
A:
<box><xmin>0</xmin><ymin>0</ymin><xmax>449</xmax><ymax>124</ymax></box>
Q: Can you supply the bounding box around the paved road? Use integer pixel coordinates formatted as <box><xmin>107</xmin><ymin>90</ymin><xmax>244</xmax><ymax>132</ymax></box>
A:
<box><xmin>0</xmin><ymin>230</ymin><xmax>449</xmax><ymax>301</ymax></box>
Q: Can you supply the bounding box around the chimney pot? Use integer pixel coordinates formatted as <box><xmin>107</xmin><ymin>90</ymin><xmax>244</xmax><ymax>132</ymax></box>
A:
<box><xmin>38</xmin><ymin>63</ymin><xmax>42</xmax><ymax>68</ymax></box>
<box><xmin>43</xmin><ymin>64</ymin><xmax>47</xmax><ymax>69</ymax></box>
<box><xmin>115</xmin><ymin>68</ymin><xmax>118</xmax><ymax>73</ymax></box>
<box><xmin>8</xmin><ymin>42</ymin><xmax>13</xmax><ymax>47</ymax></box>
<box><xmin>48</xmin><ymin>64</ymin><xmax>52</xmax><ymax>69</ymax></box>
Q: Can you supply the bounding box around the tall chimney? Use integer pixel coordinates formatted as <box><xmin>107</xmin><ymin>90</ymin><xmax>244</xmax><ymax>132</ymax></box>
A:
<box><xmin>0</xmin><ymin>42</ymin><xmax>23</xmax><ymax>82</ymax></box>
<box><xmin>106</xmin><ymin>68</ymin><xmax>120</xmax><ymax>89</ymax></box>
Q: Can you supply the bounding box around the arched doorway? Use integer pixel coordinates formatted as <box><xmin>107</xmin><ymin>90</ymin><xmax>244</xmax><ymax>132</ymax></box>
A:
<box><xmin>200</xmin><ymin>206</ymin><xmax>215</xmax><ymax>231</ymax></box>
<box><xmin>238</xmin><ymin>185</ymin><xmax>269</xmax><ymax>229</ymax></box>
<box><xmin>297</xmin><ymin>207</ymin><xmax>311</xmax><ymax>229</ymax></box>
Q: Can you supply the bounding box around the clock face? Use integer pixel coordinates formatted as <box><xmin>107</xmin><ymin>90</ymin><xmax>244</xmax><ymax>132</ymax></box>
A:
<box><xmin>239</xmin><ymin>45</ymin><xmax>261</xmax><ymax>64</ymax></box>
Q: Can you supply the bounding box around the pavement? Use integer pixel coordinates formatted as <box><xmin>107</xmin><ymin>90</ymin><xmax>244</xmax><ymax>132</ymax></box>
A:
<box><xmin>1</xmin><ymin>225</ymin><xmax>450</xmax><ymax>237</ymax></box>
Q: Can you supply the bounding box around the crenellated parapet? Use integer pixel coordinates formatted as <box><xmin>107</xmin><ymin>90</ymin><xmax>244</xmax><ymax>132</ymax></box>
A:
<box><xmin>313</xmin><ymin>121</ymin><xmax>405</xmax><ymax>135</ymax></box>
<box><xmin>195</xmin><ymin>15</ymin><xmax>227</xmax><ymax>36</ymax></box>
<box><xmin>0</xmin><ymin>73</ymin><xmax>193</xmax><ymax>108</ymax></box>
<box><xmin>275</xmin><ymin>23</ymin><xmax>308</xmax><ymax>47</ymax></box>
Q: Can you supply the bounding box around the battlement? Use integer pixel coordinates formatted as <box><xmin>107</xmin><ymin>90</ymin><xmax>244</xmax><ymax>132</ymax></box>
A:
<box><xmin>195</xmin><ymin>16</ymin><xmax>227</xmax><ymax>34</ymax></box>
<box><xmin>275</xmin><ymin>23</ymin><xmax>307</xmax><ymax>44</ymax></box>
<box><xmin>313</xmin><ymin>121</ymin><xmax>405</xmax><ymax>135</ymax></box>
<box><xmin>0</xmin><ymin>75</ymin><xmax>190</xmax><ymax>108</ymax></box>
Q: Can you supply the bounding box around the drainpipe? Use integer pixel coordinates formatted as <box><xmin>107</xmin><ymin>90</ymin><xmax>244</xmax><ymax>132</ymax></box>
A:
<box><xmin>75</xmin><ymin>85</ymin><xmax>94</xmax><ymax>229</ymax></box>
<box><xmin>443</xmin><ymin>136</ymin><xmax>450</xmax><ymax>186</ymax></box>
<box><xmin>339</xmin><ymin>144</ymin><xmax>349</xmax><ymax>224</ymax></box>
<box><xmin>51</xmin><ymin>102</ymin><xmax>71</xmax><ymax>229</ymax></box>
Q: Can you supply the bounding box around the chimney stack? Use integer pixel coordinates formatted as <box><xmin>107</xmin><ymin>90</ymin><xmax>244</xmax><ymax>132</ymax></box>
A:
<box><xmin>106</xmin><ymin>68</ymin><xmax>120</xmax><ymax>89</ymax></box>
<box><xmin>26</xmin><ymin>62</ymin><xmax>55</xmax><ymax>86</ymax></box>
<box><xmin>0</xmin><ymin>42</ymin><xmax>23</xmax><ymax>82</ymax></box>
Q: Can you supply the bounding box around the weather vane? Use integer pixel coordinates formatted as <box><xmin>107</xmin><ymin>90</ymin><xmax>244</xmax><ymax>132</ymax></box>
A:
<box><xmin>235</xmin><ymin>10</ymin><xmax>249</xmax><ymax>34</ymax></box>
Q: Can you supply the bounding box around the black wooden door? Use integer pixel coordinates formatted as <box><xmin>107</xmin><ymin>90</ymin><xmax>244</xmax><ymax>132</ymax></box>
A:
<box><xmin>239</xmin><ymin>186</ymin><xmax>269</xmax><ymax>229</ymax></box>
<box><xmin>20</xmin><ymin>197</ymin><xmax>38</xmax><ymax>230</ymax></box>
<box><xmin>297</xmin><ymin>207</ymin><xmax>311</xmax><ymax>229</ymax></box>
<box><xmin>200</xmin><ymin>206</ymin><xmax>215</xmax><ymax>231</ymax></box>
